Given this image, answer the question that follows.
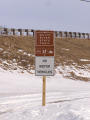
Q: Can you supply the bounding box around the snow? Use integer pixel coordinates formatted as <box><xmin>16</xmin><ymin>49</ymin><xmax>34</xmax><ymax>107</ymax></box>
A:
<box><xmin>23</xmin><ymin>52</ymin><xmax>28</xmax><ymax>55</ymax></box>
<box><xmin>56</xmin><ymin>65</ymin><xmax>90</xmax><ymax>78</ymax></box>
<box><xmin>18</xmin><ymin>49</ymin><xmax>24</xmax><ymax>53</ymax></box>
<box><xmin>0</xmin><ymin>48</ymin><xmax>3</xmax><ymax>51</ymax></box>
<box><xmin>0</xmin><ymin>67</ymin><xmax>90</xmax><ymax>120</ymax></box>
<box><xmin>61</xmin><ymin>48</ymin><xmax>70</xmax><ymax>51</ymax></box>
<box><xmin>80</xmin><ymin>59</ymin><xmax>90</xmax><ymax>62</ymax></box>
<box><xmin>28</xmin><ymin>53</ymin><xmax>31</xmax><ymax>56</ymax></box>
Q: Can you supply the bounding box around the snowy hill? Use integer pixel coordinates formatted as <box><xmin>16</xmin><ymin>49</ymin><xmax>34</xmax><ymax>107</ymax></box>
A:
<box><xmin>0</xmin><ymin>35</ymin><xmax>90</xmax><ymax>81</ymax></box>
<box><xmin>0</xmin><ymin>35</ymin><xmax>90</xmax><ymax>119</ymax></box>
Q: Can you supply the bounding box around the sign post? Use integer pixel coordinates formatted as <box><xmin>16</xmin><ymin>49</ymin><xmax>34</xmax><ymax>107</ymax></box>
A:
<box><xmin>35</xmin><ymin>31</ymin><xmax>54</xmax><ymax>106</ymax></box>
<box><xmin>42</xmin><ymin>76</ymin><xmax>46</xmax><ymax>106</ymax></box>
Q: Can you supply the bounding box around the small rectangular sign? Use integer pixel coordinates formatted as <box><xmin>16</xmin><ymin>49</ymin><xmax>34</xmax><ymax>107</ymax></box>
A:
<box><xmin>35</xmin><ymin>56</ymin><xmax>54</xmax><ymax>76</ymax></box>
<box><xmin>35</xmin><ymin>31</ymin><xmax>54</xmax><ymax>46</ymax></box>
<box><xmin>35</xmin><ymin>31</ymin><xmax>54</xmax><ymax>56</ymax></box>
<box><xmin>35</xmin><ymin>46</ymin><xmax>54</xmax><ymax>56</ymax></box>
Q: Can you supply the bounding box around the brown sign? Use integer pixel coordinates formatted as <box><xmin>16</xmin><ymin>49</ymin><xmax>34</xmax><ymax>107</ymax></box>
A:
<box><xmin>35</xmin><ymin>46</ymin><xmax>54</xmax><ymax>56</ymax></box>
<box><xmin>35</xmin><ymin>31</ymin><xmax>54</xmax><ymax>56</ymax></box>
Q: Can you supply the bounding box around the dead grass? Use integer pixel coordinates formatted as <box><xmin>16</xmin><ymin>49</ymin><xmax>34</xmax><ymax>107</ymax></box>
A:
<box><xmin>55</xmin><ymin>38</ymin><xmax>90</xmax><ymax>66</ymax></box>
<box><xmin>0</xmin><ymin>35</ymin><xmax>35</xmax><ymax>70</ymax></box>
<box><xmin>0</xmin><ymin>35</ymin><xmax>90</xmax><ymax>81</ymax></box>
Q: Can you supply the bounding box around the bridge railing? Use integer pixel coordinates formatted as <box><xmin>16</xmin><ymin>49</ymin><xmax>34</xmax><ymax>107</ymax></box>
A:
<box><xmin>0</xmin><ymin>27</ymin><xmax>90</xmax><ymax>39</ymax></box>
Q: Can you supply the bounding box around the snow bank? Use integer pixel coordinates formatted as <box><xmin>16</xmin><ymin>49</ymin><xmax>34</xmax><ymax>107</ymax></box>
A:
<box><xmin>0</xmin><ymin>68</ymin><xmax>90</xmax><ymax>120</ymax></box>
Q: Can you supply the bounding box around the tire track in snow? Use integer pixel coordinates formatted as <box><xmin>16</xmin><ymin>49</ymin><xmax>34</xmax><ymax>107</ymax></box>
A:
<box><xmin>0</xmin><ymin>91</ymin><xmax>90</xmax><ymax>115</ymax></box>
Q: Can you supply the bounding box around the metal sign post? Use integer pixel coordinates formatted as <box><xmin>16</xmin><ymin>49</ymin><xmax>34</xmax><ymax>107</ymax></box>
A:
<box><xmin>35</xmin><ymin>30</ymin><xmax>54</xmax><ymax>106</ymax></box>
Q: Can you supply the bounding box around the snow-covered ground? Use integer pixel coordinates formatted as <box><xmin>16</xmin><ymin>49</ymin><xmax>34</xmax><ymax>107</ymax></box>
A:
<box><xmin>0</xmin><ymin>68</ymin><xmax>90</xmax><ymax>120</ymax></box>
<box><xmin>56</xmin><ymin>65</ymin><xmax>90</xmax><ymax>79</ymax></box>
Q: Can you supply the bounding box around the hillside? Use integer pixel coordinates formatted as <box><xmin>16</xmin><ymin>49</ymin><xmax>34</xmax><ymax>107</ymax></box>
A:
<box><xmin>0</xmin><ymin>35</ymin><xmax>90</xmax><ymax>81</ymax></box>
<box><xmin>0</xmin><ymin>35</ymin><xmax>90</xmax><ymax>120</ymax></box>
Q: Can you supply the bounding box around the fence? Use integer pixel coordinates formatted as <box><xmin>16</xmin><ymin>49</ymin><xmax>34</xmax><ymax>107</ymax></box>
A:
<box><xmin>0</xmin><ymin>28</ymin><xmax>34</xmax><ymax>36</ymax></box>
<box><xmin>0</xmin><ymin>27</ymin><xmax>90</xmax><ymax>39</ymax></box>
<box><xmin>54</xmin><ymin>31</ymin><xmax>90</xmax><ymax>39</ymax></box>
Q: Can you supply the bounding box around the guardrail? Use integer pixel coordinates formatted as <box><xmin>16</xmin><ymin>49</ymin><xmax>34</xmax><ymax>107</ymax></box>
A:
<box><xmin>54</xmin><ymin>31</ymin><xmax>90</xmax><ymax>39</ymax></box>
<box><xmin>0</xmin><ymin>27</ymin><xmax>90</xmax><ymax>39</ymax></box>
<box><xmin>0</xmin><ymin>28</ymin><xmax>34</xmax><ymax>36</ymax></box>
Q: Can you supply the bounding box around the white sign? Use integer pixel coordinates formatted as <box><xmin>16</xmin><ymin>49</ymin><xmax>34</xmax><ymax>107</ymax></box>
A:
<box><xmin>35</xmin><ymin>56</ymin><xmax>54</xmax><ymax>76</ymax></box>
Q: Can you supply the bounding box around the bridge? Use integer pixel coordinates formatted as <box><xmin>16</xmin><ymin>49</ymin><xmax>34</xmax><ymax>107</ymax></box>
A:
<box><xmin>0</xmin><ymin>27</ymin><xmax>90</xmax><ymax>39</ymax></box>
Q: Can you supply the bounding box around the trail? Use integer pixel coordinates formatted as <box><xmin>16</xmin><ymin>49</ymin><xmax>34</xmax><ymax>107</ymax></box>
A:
<box><xmin>0</xmin><ymin>90</ymin><xmax>90</xmax><ymax>114</ymax></box>
<box><xmin>0</xmin><ymin>71</ymin><xmax>90</xmax><ymax>120</ymax></box>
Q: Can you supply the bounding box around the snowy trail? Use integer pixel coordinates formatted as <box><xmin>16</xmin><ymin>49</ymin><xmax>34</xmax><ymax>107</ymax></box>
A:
<box><xmin>0</xmin><ymin>69</ymin><xmax>90</xmax><ymax>119</ymax></box>
<box><xmin>0</xmin><ymin>90</ymin><xmax>90</xmax><ymax>113</ymax></box>
<box><xmin>0</xmin><ymin>91</ymin><xmax>90</xmax><ymax>120</ymax></box>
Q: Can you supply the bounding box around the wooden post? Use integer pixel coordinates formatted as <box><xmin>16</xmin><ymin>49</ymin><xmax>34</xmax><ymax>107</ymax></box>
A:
<box><xmin>25</xmin><ymin>29</ymin><xmax>29</xmax><ymax>36</ymax></box>
<box><xmin>42</xmin><ymin>76</ymin><xmax>46</xmax><ymax>106</ymax></box>
<box><xmin>59</xmin><ymin>32</ymin><xmax>62</xmax><ymax>38</ymax></box>
<box><xmin>78</xmin><ymin>33</ymin><xmax>81</xmax><ymax>38</ymax></box>
<box><xmin>31</xmin><ymin>29</ymin><xmax>34</xmax><ymax>37</ymax></box>
<box><xmin>55</xmin><ymin>31</ymin><xmax>58</xmax><ymax>37</ymax></box>
<box><xmin>11</xmin><ymin>29</ymin><xmax>15</xmax><ymax>35</ymax></box>
<box><xmin>18</xmin><ymin>29</ymin><xmax>22</xmax><ymax>36</ymax></box>
<box><xmin>73</xmin><ymin>32</ymin><xmax>76</xmax><ymax>38</ymax></box>
<box><xmin>4</xmin><ymin>28</ymin><xmax>8</xmax><ymax>35</ymax></box>
<box><xmin>64</xmin><ymin>32</ymin><xmax>67</xmax><ymax>38</ymax></box>
<box><xmin>69</xmin><ymin>32</ymin><xmax>72</xmax><ymax>38</ymax></box>
<box><xmin>86</xmin><ymin>33</ymin><xmax>89</xmax><ymax>39</ymax></box>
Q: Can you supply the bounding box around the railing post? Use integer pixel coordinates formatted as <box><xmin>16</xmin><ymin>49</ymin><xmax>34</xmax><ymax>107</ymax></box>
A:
<box><xmin>4</xmin><ymin>28</ymin><xmax>8</xmax><ymax>35</ymax></box>
<box><xmin>18</xmin><ymin>29</ymin><xmax>23</xmax><ymax>36</ymax></box>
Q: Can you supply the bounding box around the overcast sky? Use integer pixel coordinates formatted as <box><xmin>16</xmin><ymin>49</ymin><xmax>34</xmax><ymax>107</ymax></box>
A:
<box><xmin>0</xmin><ymin>0</ymin><xmax>90</xmax><ymax>32</ymax></box>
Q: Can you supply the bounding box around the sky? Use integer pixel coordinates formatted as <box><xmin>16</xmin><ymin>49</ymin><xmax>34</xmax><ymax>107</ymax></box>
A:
<box><xmin>0</xmin><ymin>0</ymin><xmax>90</xmax><ymax>32</ymax></box>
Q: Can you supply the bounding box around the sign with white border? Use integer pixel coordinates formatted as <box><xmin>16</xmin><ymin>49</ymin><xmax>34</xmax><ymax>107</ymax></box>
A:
<box><xmin>35</xmin><ymin>56</ymin><xmax>54</xmax><ymax>76</ymax></box>
<box><xmin>35</xmin><ymin>30</ymin><xmax>54</xmax><ymax>76</ymax></box>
